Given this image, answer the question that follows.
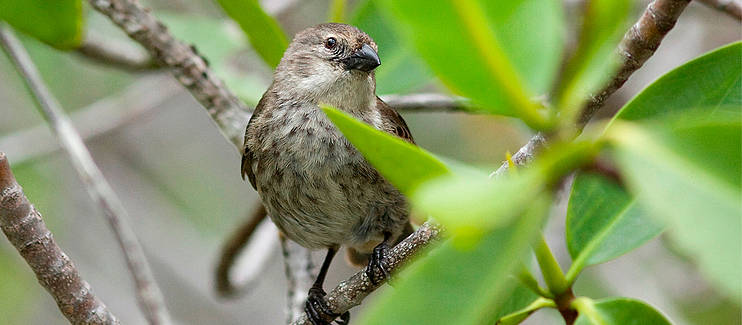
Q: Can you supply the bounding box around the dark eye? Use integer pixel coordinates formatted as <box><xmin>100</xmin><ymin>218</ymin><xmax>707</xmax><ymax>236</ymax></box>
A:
<box><xmin>324</xmin><ymin>37</ymin><xmax>337</xmax><ymax>49</ymax></box>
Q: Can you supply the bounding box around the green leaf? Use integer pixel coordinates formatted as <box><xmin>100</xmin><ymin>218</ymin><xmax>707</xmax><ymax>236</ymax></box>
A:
<box><xmin>573</xmin><ymin>297</ymin><xmax>671</xmax><ymax>325</ymax></box>
<box><xmin>358</xmin><ymin>194</ymin><xmax>550</xmax><ymax>325</ymax></box>
<box><xmin>611</xmin><ymin>42</ymin><xmax>742</xmax><ymax>122</ymax></box>
<box><xmin>608</xmin><ymin>114</ymin><xmax>742</xmax><ymax>300</ymax></box>
<box><xmin>380</xmin><ymin>0</ymin><xmax>564</xmax><ymax>128</ymax></box>
<box><xmin>0</xmin><ymin>0</ymin><xmax>83</xmax><ymax>49</ymax></box>
<box><xmin>565</xmin><ymin>172</ymin><xmax>663</xmax><ymax>283</ymax></box>
<box><xmin>413</xmin><ymin>141</ymin><xmax>599</xmax><ymax>235</ymax></box>
<box><xmin>555</xmin><ymin>0</ymin><xmax>631</xmax><ymax>119</ymax></box>
<box><xmin>214</xmin><ymin>0</ymin><xmax>288</xmax><ymax>68</ymax></box>
<box><xmin>496</xmin><ymin>297</ymin><xmax>555</xmax><ymax>325</ymax></box>
<box><xmin>350</xmin><ymin>0</ymin><xmax>432</xmax><ymax>94</ymax></box>
<box><xmin>321</xmin><ymin>107</ymin><xmax>450</xmax><ymax>194</ymax></box>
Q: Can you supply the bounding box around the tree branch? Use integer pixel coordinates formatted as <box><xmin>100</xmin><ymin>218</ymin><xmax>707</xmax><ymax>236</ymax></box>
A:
<box><xmin>87</xmin><ymin>0</ymin><xmax>251</xmax><ymax>147</ymax></box>
<box><xmin>76</xmin><ymin>31</ymin><xmax>158</xmax><ymax>71</ymax></box>
<box><xmin>381</xmin><ymin>93</ymin><xmax>470</xmax><ymax>112</ymax></box>
<box><xmin>0</xmin><ymin>153</ymin><xmax>120</xmax><ymax>325</ymax></box>
<box><xmin>696</xmin><ymin>0</ymin><xmax>742</xmax><ymax>21</ymax></box>
<box><xmin>0</xmin><ymin>26</ymin><xmax>172</xmax><ymax>325</ymax></box>
<box><xmin>290</xmin><ymin>222</ymin><xmax>442</xmax><ymax>325</ymax></box>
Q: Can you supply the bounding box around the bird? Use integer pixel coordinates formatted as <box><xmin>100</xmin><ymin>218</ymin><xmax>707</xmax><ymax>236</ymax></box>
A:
<box><xmin>241</xmin><ymin>23</ymin><xmax>415</xmax><ymax>325</ymax></box>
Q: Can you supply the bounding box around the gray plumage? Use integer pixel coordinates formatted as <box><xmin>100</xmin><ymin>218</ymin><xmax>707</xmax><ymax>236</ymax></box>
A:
<box><xmin>242</xmin><ymin>23</ymin><xmax>414</xmax><ymax>257</ymax></box>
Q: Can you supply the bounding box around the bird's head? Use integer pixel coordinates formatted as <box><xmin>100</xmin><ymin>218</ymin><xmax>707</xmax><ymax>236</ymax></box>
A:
<box><xmin>274</xmin><ymin>23</ymin><xmax>380</xmax><ymax>109</ymax></box>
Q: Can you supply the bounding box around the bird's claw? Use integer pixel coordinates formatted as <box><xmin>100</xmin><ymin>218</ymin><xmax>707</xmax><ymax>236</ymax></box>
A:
<box><xmin>305</xmin><ymin>287</ymin><xmax>349</xmax><ymax>325</ymax></box>
<box><xmin>365</xmin><ymin>242</ymin><xmax>390</xmax><ymax>285</ymax></box>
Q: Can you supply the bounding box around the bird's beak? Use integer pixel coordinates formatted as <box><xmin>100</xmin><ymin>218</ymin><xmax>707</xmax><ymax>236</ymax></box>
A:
<box><xmin>342</xmin><ymin>44</ymin><xmax>381</xmax><ymax>72</ymax></box>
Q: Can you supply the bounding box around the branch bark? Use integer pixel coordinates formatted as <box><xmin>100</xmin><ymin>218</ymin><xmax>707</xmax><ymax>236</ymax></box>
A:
<box><xmin>77</xmin><ymin>31</ymin><xmax>158</xmax><ymax>71</ymax></box>
<box><xmin>381</xmin><ymin>93</ymin><xmax>470</xmax><ymax>112</ymax></box>
<box><xmin>0</xmin><ymin>26</ymin><xmax>172</xmax><ymax>325</ymax></box>
<box><xmin>696</xmin><ymin>0</ymin><xmax>742</xmax><ymax>21</ymax></box>
<box><xmin>0</xmin><ymin>153</ymin><xmax>120</xmax><ymax>325</ymax></box>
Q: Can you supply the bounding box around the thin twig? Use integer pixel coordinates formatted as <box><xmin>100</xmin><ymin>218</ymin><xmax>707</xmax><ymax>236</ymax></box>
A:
<box><xmin>0</xmin><ymin>74</ymin><xmax>181</xmax><ymax>164</ymax></box>
<box><xmin>0</xmin><ymin>26</ymin><xmax>172</xmax><ymax>325</ymax></box>
<box><xmin>577</xmin><ymin>0</ymin><xmax>692</xmax><ymax>127</ymax></box>
<box><xmin>281</xmin><ymin>236</ymin><xmax>320</xmax><ymax>324</ymax></box>
<box><xmin>696</xmin><ymin>0</ymin><xmax>742</xmax><ymax>21</ymax></box>
<box><xmin>87</xmin><ymin>0</ymin><xmax>251</xmax><ymax>147</ymax></box>
<box><xmin>382</xmin><ymin>93</ymin><xmax>470</xmax><ymax>112</ymax></box>
<box><xmin>0</xmin><ymin>153</ymin><xmax>120</xmax><ymax>325</ymax></box>
<box><xmin>77</xmin><ymin>31</ymin><xmax>158</xmax><ymax>71</ymax></box>
<box><xmin>290</xmin><ymin>222</ymin><xmax>442</xmax><ymax>325</ymax></box>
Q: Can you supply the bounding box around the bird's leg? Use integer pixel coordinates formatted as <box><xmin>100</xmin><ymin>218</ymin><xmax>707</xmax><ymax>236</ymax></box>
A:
<box><xmin>305</xmin><ymin>246</ymin><xmax>350</xmax><ymax>325</ymax></box>
<box><xmin>365</xmin><ymin>232</ymin><xmax>393</xmax><ymax>285</ymax></box>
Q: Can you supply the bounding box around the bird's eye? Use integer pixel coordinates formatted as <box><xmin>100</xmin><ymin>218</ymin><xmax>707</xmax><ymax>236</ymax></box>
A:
<box><xmin>324</xmin><ymin>37</ymin><xmax>337</xmax><ymax>49</ymax></box>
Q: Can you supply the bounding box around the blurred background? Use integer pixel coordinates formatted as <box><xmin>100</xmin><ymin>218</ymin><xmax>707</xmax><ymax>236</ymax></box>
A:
<box><xmin>0</xmin><ymin>0</ymin><xmax>739</xmax><ymax>324</ymax></box>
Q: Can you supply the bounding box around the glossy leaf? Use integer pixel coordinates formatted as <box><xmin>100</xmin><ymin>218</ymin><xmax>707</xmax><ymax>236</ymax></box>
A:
<box><xmin>350</xmin><ymin>0</ymin><xmax>432</xmax><ymax>94</ymax></box>
<box><xmin>574</xmin><ymin>297</ymin><xmax>671</xmax><ymax>325</ymax></box>
<box><xmin>380</xmin><ymin>0</ymin><xmax>564</xmax><ymax>128</ymax></box>
<box><xmin>322</xmin><ymin>107</ymin><xmax>450</xmax><ymax>194</ymax></box>
<box><xmin>358</xmin><ymin>194</ymin><xmax>550</xmax><ymax>325</ymax></box>
<box><xmin>413</xmin><ymin>141</ymin><xmax>598</xmax><ymax>235</ymax></box>
<box><xmin>611</xmin><ymin>42</ymin><xmax>741</xmax><ymax>122</ymax></box>
<box><xmin>608</xmin><ymin>115</ymin><xmax>742</xmax><ymax>300</ymax></box>
<box><xmin>214</xmin><ymin>0</ymin><xmax>288</xmax><ymax>68</ymax></box>
<box><xmin>555</xmin><ymin>0</ymin><xmax>631</xmax><ymax>117</ymax></box>
<box><xmin>565</xmin><ymin>172</ymin><xmax>663</xmax><ymax>282</ymax></box>
<box><xmin>0</xmin><ymin>0</ymin><xmax>83</xmax><ymax>49</ymax></box>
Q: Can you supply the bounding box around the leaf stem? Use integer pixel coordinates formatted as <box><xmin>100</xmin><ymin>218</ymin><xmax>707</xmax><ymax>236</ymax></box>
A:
<box><xmin>572</xmin><ymin>297</ymin><xmax>606</xmax><ymax>325</ymax></box>
<box><xmin>496</xmin><ymin>297</ymin><xmax>556</xmax><ymax>325</ymax></box>
<box><xmin>532</xmin><ymin>233</ymin><xmax>568</xmax><ymax>295</ymax></box>
<box><xmin>516</xmin><ymin>263</ymin><xmax>552</xmax><ymax>298</ymax></box>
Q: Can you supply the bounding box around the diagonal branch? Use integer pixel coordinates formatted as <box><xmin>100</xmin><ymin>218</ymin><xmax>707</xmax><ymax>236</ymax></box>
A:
<box><xmin>77</xmin><ymin>31</ymin><xmax>158</xmax><ymax>71</ymax></box>
<box><xmin>0</xmin><ymin>26</ymin><xmax>172</xmax><ymax>325</ymax></box>
<box><xmin>696</xmin><ymin>0</ymin><xmax>742</xmax><ymax>21</ymax></box>
<box><xmin>0</xmin><ymin>153</ymin><xmax>120</xmax><ymax>325</ymax></box>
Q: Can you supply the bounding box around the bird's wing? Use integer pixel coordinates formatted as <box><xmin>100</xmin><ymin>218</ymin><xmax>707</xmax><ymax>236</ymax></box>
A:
<box><xmin>241</xmin><ymin>91</ymin><xmax>273</xmax><ymax>190</ymax></box>
<box><xmin>376</xmin><ymin>96</ymin><xmax>415</xmax><ymax>145</ymax></box>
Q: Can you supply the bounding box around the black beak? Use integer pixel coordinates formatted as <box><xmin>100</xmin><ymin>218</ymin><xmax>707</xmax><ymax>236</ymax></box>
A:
<box><xmin>342</xmin><ymin>44</ymin><xmax>381</xmax><ymax>72</ymax></box>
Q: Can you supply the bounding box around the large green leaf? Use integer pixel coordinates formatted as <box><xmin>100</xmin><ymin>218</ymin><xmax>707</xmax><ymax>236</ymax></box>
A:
<box><xmin>379</xmin><ymin>0</ymin><xmax>564</xmax><ymax>128</ymax></box>
<box><xmin>608</xmin><ymin>114</ymin><xmax>741</xmax><ymax>300</ymax></box>
<box><xmin>322</xmin><ymin>107</ymin><xmax>450</xmax><ymax>194</ymax></box>
<box><xmin>555</xmin><ymin>0</ymin><xmax>630</xmax><ymax>118</ymax></box>
<box><xmin>565</xmin><ymin>172</ymin><xmax>663</xmax><ymax>283</ymax></box>
<box><xmin>413</xmin><ymin>141</ymin><xmax>598</xmax><ymax>235</ymax></box>
<box><xmin>214</xmin><ymin>0</ymin><xmax>288</xmax><ymax>68</ymax></box>
<box><xmin>358</xmin><ymin>194</ymin><xmax>550</xmax><ymax>325</ymax></box>
<box><xmin>573</xmin><ymin>297</ymin><xmax>671</xmax><ymax>325</ymax></box>
<box><xmin>0</xmin><ymin>0</ymin><xmax>83</xmax><ymax>49</ymax></box>
<box><xmin>612</xmin><ymin>42</ymin><xmax>742</xmax><ymax>122</ymax></box>
<box><xmin>350</xmin><ymin>0</ymin><xmax>432</xmax><ymax>94</ymax></box>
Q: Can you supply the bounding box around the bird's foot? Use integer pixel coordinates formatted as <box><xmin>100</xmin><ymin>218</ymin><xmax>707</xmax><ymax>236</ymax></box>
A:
<box><xmin>365</xmin><ymin>242</ymin><xmax>391</xmax><ymax>285</ymax></box>
<box><xmin>305</xmin><ymin>287</ymin><xmax>350</xmax><ymax>325</ymax></box>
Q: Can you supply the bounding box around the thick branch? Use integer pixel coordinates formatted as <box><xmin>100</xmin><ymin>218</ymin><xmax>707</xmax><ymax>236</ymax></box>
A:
<box><xmin>290</xmin><ymin>222</ymin><xmax>442</xmax><ymax>325</ymax></box>
<box><xmin>0</xmin><ymin>153</ymin><xmax>120</xmax><ymax>325</ymax></box>
<box><xmin>0</xmin><ymin>26</ymin><xmax>172</xmax><ymax>325</ymax></box>
<box><xmin>77</xmin><ymin>31</ymin><xmax>158</xmax><ymax>71</ymax></box>
<box><xmin>578</xmin><ymin>0</ymin><xmax>692</xmax><ymax>127</ymax></box>
<box><xmin>696</xmin><ymin>0</ymin><xmax>742</xmax><ymax>21</ymax></box>
<box><xmin>87</xmin><ymin>0</ymin><xmax>251</xmax><ymax>147</ymax></box>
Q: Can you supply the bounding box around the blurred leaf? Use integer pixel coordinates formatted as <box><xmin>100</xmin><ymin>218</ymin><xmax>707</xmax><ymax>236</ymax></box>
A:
<box><xmin>608</xmin><ymin>114</ymin><xmax>741</xmax><ymax>300</ymax></box>
<box><xmin>565</xmin><ymin>172</ymin><xmax>663</xmax><ymax>282</ymax></box>
<box><xmin>496</xmin><ymin>297</ymin><xmax>555</xmax><ymax>325</ymax></box>
<box><xmin>380</xmin><ymin>0</ymin><xmax>564</xmax><ymax>128</ymax></box>
<box><xmin>492</xmin><ymin>284</ymin><xmax>541</xmax><ymax>322</ymax></box>
<box><xmin>555</xmin><ymin>0</ymin><xmax>631</xmax><ymax>118</ymax></box>
<box><xmin>350</xmin><ymin>0</ymin><xmax>432</xmax><ymax>94</ymax></box>
<box><xmin>413</xmin><ymin>141</ymin><xmax>598</xmax><ymax>235</ymax></box>
<box><xmin>322</xmin><ymin>107</ymin><xmax>450</xmax><ymax>194</ymax></box>
<box><xmin>574</xmin><ymin>297</ymin><xmax>671</xmax><ymax>325</ymax></box>
<box><xmin>358</xmin><ymin>194</ymin><xmax>550</xmax><ymax>325</ymax></box>
<box><xmin>0</xmin><ymin>250</ymin><xmax>34</xmax><ymax>324</ymax></box>
<box><xmin>214</xmin><ymin>0</ymin><xmax>288</xmax><ymax>68</ymax></box>
<box><xmin>611</xmin><ymin>42</ymin><xmax>741</xmax><ymax>122</ymax></box>
<box><xmin>329</xmin><ymin>0</ymin><xmax>346</xmax><ymax>23</ymax></box>
<box><xmin>0</xmin><ymin>0</ymin><xmax>83</xmax><ymax>49</ymax></box>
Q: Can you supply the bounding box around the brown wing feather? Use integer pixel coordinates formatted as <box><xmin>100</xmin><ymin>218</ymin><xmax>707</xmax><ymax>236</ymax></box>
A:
<box><xmin>241</xmin><ymin>91</ymin><xmax>273</xmax><ymax>190</ymax></box>
<box><xmin>376</xmin><ymin>97</ymin><xmax>415</xmax><ymax>145</ymax></box>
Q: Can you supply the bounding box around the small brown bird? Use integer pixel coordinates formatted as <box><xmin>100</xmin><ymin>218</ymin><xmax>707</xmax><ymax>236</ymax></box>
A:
<box><xmin>241</xmin><ymin>23</ymin><xmax>414</xmax><ymax>324</ymax></box>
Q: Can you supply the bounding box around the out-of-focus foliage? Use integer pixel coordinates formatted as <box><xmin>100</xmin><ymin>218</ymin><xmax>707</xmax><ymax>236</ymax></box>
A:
<box><xmin>566</xmin><ymin>172</ymin><xmax>663</xmax><ymax>282</ymax></box>
<box><xmin>573</xmin><ymin>297</ymin><xmax>671</xmax><ymax>325</ymax></box>
<box><xmin>213</xmin><ymin>0</ymin><xmax>288</xmax><ymax>68</ymax></box>
<box><xmin>0</xmin><ymin>0</ymin><xmax>83</xmax><ymax>49</ymax></box>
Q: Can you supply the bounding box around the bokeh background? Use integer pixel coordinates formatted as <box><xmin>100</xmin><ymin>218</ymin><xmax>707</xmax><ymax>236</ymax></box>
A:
<box><xmin>0</xmin><ymin>0</ymin><xmax>739</xmax><ymax>324</ymax></box>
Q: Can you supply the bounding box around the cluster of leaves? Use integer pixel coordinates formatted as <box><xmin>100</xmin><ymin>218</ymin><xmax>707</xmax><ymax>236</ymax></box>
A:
<box><xmin>3</xmin><ymin>0</ymin><xmax>739</xmax><ymax>324</ymax></box>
